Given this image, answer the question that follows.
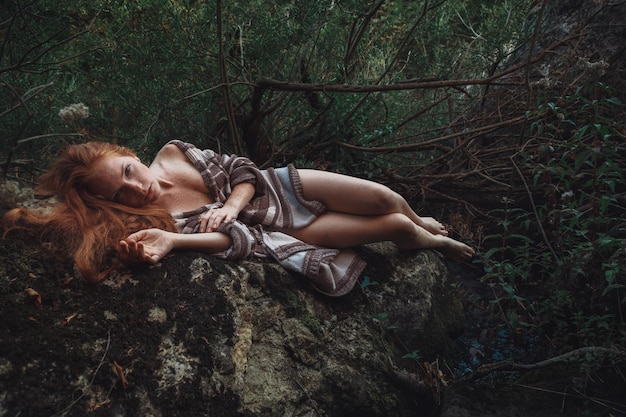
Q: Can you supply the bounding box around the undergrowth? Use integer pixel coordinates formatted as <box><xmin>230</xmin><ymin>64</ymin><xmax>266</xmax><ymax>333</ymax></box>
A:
<box><xmin>478</xmin><ymin>82</ymin><xmax>625</xmax><ymax>363</ymax></box>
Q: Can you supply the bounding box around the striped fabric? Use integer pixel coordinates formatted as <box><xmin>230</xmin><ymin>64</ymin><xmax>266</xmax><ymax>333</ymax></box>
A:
<box><xmin>168</xmin><ymin>140</ymin><xmax>365</xmax><ymax>296</ymax></box>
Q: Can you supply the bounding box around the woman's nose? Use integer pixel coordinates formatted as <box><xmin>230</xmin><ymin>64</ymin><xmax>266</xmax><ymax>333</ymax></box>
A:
<box><xmin>127</xmin><ymin>180</ymin><xmax>145</xmax><ymax>195</ymax></box>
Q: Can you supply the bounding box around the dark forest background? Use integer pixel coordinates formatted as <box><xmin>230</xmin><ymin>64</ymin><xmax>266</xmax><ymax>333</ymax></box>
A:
<box><xmin>2</xmin><ymin>0</ymin><xmax>626</xmax><ymax>406</ymax></box>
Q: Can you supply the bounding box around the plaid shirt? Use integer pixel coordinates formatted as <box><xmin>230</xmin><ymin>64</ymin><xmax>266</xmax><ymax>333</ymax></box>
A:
<box><xmin>168</xmin><ymin>140</ymin><xmax>365</xmax><ymax>297</ymax></box>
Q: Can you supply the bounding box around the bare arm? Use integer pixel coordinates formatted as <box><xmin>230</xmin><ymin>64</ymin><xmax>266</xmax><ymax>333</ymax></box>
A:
<box><xmin>201</xmin><ymin>182</ymin><xmax>256</xmax><ymax>232</ymax></box>
<box><xmin>120</xmin><ymin>228</ymin><xmax>232</xmax><ymax>264</ymax></box>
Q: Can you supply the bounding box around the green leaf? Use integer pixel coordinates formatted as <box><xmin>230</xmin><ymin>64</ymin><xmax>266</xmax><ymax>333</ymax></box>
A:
<box><xmin>369</xmin><ymin>312</ymin><xmax>388</xmax><ymax>321</ymax></box>
<box><xmin>360</xmin><ymin>275</ymin><xmax>378</xmax><ymax>288</ymax></box>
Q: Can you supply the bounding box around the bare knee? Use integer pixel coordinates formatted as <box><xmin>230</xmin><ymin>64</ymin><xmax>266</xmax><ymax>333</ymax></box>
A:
<box><xmin>386</xmin><ymin>213</ymin><xmax>433</xmax><ymax>248</ymax></box>
<box><xmin>386</xmin><ymin>212</ymin><xmax>416</xmax><ymax>236</ymax></box>
<box><xmin>369</xmin><ymin>185</ymin><xmax>405</xmax><ymax>213</ymax></box>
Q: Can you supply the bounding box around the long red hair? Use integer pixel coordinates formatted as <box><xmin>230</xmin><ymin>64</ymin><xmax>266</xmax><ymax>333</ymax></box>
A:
<box><xmin>1</xmin><ymin>141</ymin><xmax>177</xmax><ymax>282</ymax></box>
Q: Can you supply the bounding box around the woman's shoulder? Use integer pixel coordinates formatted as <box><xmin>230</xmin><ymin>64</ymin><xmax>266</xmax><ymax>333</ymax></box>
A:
<box><xmin>154</xmin><ymin>141</ymin><xmax>189</xmax><ymax>162</ymax></box>
<box><xmin>149</xmin><ymin>142</ymin><xmax>191</xmax><ymax>174</ymax></box>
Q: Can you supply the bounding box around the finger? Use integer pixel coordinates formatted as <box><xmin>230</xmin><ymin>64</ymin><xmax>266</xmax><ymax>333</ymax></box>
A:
<box><xmin>200</xmin><ymin>216</ymin><xmax>209</xmax><ymax>232</ymax></box>
<box><xmin>126</xmin><ymin>230</ymin><xmax>144</xmax><ymax>241</ymax></box>
<box><xmin>127</xmin><ymin>239</ymin><xmax>138</xmax><ymax>254</ymax></box>
<box><xmin>207</xmin><ymin>209</ymin><xmax>223</xmax><ymax>229</ymax></box>
<box><xmin>211</xmin><ymin>215</ymin><xmax>224</xmax><ymax>230</ymax></box>
<box><xmin>135</xmin><ymin>242</ymin><xmax>149</xmax><ymax>262</ymax></box>
<box><xmin>147</xmin><ymin>253</ymin><xmax>161</xmax><ymax>264</ymax></box>
<box><xmin>205</xmin><ymin>214</ymin><xmax>221</xmax><ymax>232</ymax></box>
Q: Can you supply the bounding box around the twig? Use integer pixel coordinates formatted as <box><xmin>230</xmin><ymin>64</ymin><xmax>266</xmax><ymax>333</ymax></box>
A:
<box><xmin>292</xmin><ymin>374</ymin><xmax>322</xmax><ymax>416</ymax></box>
<box><xmin>0</xmin><ymin>82</ymin><xmax>55</xmax><ymax>119</ymax></box>
<box><xmin>216</xmin><ymin>0</ymin><xmax>242</xmax><ymax>155</ymax></box>
<box><xmin>465</xmin><ymin>346</ymin><xmax>626</xmax><ymax>381</ymax></box>
<box><xmin>512</xmin><ymin>384</ymin><xmax>626</xmax><ymax>415</ymax></box>
<box><xmin>335</xmin><ymin>114</ymin><xmax>528</xmax><ymax>153</ymax></box>
<box><xmin>343</xmin><ymin>0</ymin><xmax>386</xmax><ymax>77</ymax></box>
<box><xmin>3</xmin><ymin>7</ymin><xmax>102</xmax><ymax>74</ymax></box>
<box><xmin>17</xmin><ymin>133</ymin><xmax>84</xmax><ymax>144</ymax></box>
<box><xmin>4</xmin><ymin>114</ymin><xmax>33</xmax><ymax>178</ymax></box>
<box><xmin>510</xmin><ymin>144</ymin><xmax>558</xmax><ymax>262</ymax></box>
<box><xmin>257</xmin><ymin>75</ymin><xmax>521</xmax><ymax>93</ymax></box>
<box><xmin>50</xmin><ymin>330</ymin><xmax>112</xmax><ymax>417</ymax></box>
<box><xmin>344</xmin><ymin>0</ymin><xmax>431</xmax><ymax>123</ymax></box>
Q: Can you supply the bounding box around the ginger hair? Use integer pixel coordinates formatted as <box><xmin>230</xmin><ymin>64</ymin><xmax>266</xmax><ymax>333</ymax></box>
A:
<box><xmin>1</xmin><ymin>141</ymin><xmax>177</xmax><ymax>282</ymax></box>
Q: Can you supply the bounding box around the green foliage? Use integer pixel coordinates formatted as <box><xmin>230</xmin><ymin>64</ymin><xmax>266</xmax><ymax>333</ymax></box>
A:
<box><xmin>2</xmin><ymin>0</ymin><xmax>621</xmax><ymax>352</ymax></box>
<box><xmin>2</xmin><ymin>0</ymin><xmax>624</xmax><ymax>392</ymax></box>
<box><xmin>479</xmin><ymin>83</ymin><xmax>626</xmax><ymax>352</ymax></box>
<box><xmin>0</xmin><ymin>0</ymin><xmax>534</xmax><ymax>172</ymax></box>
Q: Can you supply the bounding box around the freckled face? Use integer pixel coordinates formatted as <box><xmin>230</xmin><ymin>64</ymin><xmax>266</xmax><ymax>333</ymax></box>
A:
<box><xmin>88</xmin><ymin>155</ymin><xmax>161</xmax><ymax>207</ymax></box>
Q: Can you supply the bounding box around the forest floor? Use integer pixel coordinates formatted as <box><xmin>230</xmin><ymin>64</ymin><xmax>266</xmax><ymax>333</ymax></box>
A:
<box><xmin>443</xmin><ymin>262</ymin><xmax>626</xmax><ymax>417</ymax></box>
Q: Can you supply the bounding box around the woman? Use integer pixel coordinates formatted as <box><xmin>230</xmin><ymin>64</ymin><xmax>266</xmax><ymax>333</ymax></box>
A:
<box><xmin>2</xmin><ymin>140</ymin><xmax>475</xmax><ymax>295</ymax></box>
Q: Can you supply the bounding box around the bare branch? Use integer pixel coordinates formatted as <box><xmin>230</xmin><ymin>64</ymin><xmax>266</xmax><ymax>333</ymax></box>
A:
<box><xmin>465</xmin><ymin>346</ymin><xmax>626</xmax><ymax>381</ymax></box>
<box><xmin>256</xmin><ymin>75</ymin><xmax>520</xmax><ymax>93</ymax></box>
<box><xmin>344</xmin><ymin>0</ymin><xmax>431</xmax><ymax>123</ymax></box>
<box><xmin>343</xmin><ymin>0</ymin><xmax>386</xmax><ymax>79</ymax></box>
<box><xmin>216</xmin><ymin>0</ymin><xmax>243</xmax><ymax>155</ymax></box>
<box><xmin>0</xmin><ymin>81</ymin><xmax>55</xmax><ymax>119</ymax></box>
<box><xmin>334</xmin><ymin>114</ymin><xmax>528</xmax><ymax>152</ymax></box>
<box><xmin>256</xmin><ymin>37</ymin><xmax>570</xmax><ymax>95</ymax></box>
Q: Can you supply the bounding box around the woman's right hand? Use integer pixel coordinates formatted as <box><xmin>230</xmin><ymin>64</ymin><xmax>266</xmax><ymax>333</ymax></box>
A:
<box><xmin>119</xmin><ymin>228</ymin><xmax>175</xmax><ymax>264</ymax></box>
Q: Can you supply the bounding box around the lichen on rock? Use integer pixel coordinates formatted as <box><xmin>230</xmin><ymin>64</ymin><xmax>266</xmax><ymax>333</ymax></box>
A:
<box><xmin>0</xmin><ymin>221</ymin><xmax>465</xmax><ymax>416</ymax></box>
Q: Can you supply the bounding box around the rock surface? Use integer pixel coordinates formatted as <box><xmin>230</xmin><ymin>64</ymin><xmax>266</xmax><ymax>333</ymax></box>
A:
<box><xmin>2</xmin><ymin>177</ymin><xmax>623</xmax><ymax>417</ymax></box>
<box><xmin>0</xmin><ymin>222</ymin><xmax>464</xmax><ymax>417</ymax></box>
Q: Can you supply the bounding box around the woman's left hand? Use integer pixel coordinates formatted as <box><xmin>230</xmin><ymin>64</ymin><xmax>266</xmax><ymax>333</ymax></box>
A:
<box><xmin>199</xmin><ymin>205</ymin><xmax>239</xmax><ymax>232</ymax></box>
<box><xmin>119</xmin><ymin>228</ymin><xmax>175</xmax><ymax>264</ymax></box>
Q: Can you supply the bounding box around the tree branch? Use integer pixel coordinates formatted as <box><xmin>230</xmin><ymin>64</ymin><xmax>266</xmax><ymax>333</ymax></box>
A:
<box><xmin>216</xmin><ymin>0</ymin><xmax>242</xmax><ymax>155</ymax></box>
<box><xmin>465</xmin><ymin>346</ymin><xmax>626</xmax><ymax>381</ymax></box>
<box><xmin>256</xmin><ymin>37</ymin><xmax>569</xmax><ymax>94</ymax></box>
<box><xmin>343</xmin><ymin>0</ymin><xmax>386</xmax><ymax>80</ymax></box>
<box><xmin>334</xmin><ymin>114</ymin><xmax>528</xmax><ymax>152</ymax></box>
<box><xmin>256</xmin><ymin>75</ymin><xmax>520</xmax><ymax>93</ymax></box>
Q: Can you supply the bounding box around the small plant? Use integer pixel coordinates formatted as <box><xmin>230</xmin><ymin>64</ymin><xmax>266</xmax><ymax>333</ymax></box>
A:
<box><xmin>479</xmin><ymin>82</ymin><xmax>626</xmax><ymax>355</ymax></box>
<box><xmin>478</xmin><ymin>198</ymin><xmax>545</xmax><ymax>332</ymax></box>
<box><xmin>402</xmin><ymin>350</ymin><xmax>422</xmax><ymax>362</ymax></box>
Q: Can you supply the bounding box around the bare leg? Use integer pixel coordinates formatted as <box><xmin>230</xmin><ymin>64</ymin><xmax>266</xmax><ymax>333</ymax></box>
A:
<box><xmin>285</xmin><ymin>212</ymin><xmax>475</xmax><ymax>262</ymax></box>
<box><xmin>297</xmin><ymin>169</ymin><xmax>448</xmax><ymax>236</ymax></box>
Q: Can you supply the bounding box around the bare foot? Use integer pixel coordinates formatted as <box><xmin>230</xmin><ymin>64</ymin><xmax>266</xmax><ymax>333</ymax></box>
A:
<box><xmin>436</xmin><ymin>236</ymin><xmax>475</xmax><ymax>262</ymax></box>
<box><xmin>396</xmin><ymin>224</ymin><xmax>474</xmax><ymax>262</ymax></box>
<box><xmin>417</xmin><ymin>217</ymin><xmax>448</xmax><ymax>236</ymax></box>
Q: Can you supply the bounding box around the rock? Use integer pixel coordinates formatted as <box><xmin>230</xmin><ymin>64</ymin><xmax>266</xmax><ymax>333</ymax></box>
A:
<box><xmin>0</xmin><ymin>180</ymin><xmax>34</xmax><ymax>209</ymax></box>
<box><xmin>0</xmin><ymin>228</ymin><xmax>464</xmax><ymax>417</ymax></box>
<box><xmin>0</xmin><ymin>180</ymin><xmax>59</xmax><ymax>214</ymax></box>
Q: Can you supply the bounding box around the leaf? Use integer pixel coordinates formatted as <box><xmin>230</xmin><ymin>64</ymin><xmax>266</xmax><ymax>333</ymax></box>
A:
<box><xmin>113</xmin><ymin>361</ymin><xmax>129</xmax><ymax>389</ymax></box>
<box><xmin>402</xmin><ymin>350</ymin><xmax>422</xmax><ymax>361</ymax></box>
<box><xmin>369</xmin><ymin>312</ymin><xmax>388</xmax><ymax>321</ymax></box>
<box><xmin>24</xmin><ymin>288</ymin><xmax>42</xmax><ymax>307</ymax></box>
<box><xmin>62</xmin><ymin>312</ymin><xmax>79</xmax><ymax>326</ymax></box>
<box><xmin>360</xmin><ymin>275</ymin><xmax>378</xmax><ymax>288</ymax></box>
<box><xmin>605</xmin><ymin>97</ymin><xmax>622</xmax><ymax>106</ymax></box>
<box><xmin>482</xmin><ymin>247</ymin><xmax>502</xmax><ymax>262</ymax></box>
<box><xmin>88</xmin><ymin>399</ymin><xmax>111</xmax><ymax>411</ymax></box>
